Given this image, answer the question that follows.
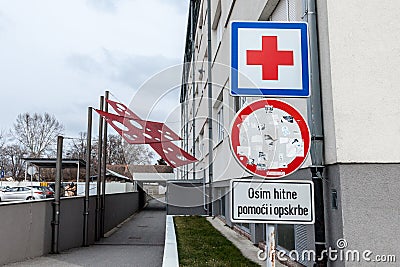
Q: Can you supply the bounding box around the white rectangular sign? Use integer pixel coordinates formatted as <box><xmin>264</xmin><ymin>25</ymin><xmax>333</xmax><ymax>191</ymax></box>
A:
<box><xmin>230</xmin><ymin>180</ymin><xmax>314</xmax><ymax>224</ymax></box>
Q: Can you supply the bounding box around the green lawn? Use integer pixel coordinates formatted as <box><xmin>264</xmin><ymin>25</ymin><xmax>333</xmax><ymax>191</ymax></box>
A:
<box><xmin>174</xmin><ymin>216</ymin><xmax>260</xmax><ymax>267</ymax></box>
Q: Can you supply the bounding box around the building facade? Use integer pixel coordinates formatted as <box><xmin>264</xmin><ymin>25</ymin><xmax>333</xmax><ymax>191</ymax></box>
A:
<box><xmin>180</xmin><ymin>1</ymin><xmax>400</xmax><ymax>266</ymax></box>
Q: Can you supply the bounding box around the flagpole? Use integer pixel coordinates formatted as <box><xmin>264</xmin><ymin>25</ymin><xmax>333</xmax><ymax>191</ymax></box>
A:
<box><xmin>101</xmin><ymin>90</ymin><xmax>109</xmax><ymax>237</ymax></box>
<box><xmin>95</xmin><ymin>96</ymin><xmax>104</xmax><ymax>241</ymax></box>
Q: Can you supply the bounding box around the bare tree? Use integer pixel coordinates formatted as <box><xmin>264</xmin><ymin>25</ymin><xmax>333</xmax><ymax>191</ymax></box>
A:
<box><xmin>66</xmin><ymin>132</ymin><xmax>89</xmax><ymax>159</ymax></box>
<box><xmin>123</xmin><ymin>143</ymin><xmax>155</xmax><ymax>165</ymax></box>
<box><xmin>2</xmin><ymin>144</ymin><xmax>27</xmax><ymax>179</ymax></box>
<box><xmin>67</xmin><ymin>133</ymin><xmax>154</xmax><ymax>165</ymax></box>
<box><xmin>0</xmin><ymin>130</ymin><xmax>5</xmax><ymax>149</ymax></box>
<box><xmin>106</xmin><ymin>134</ymin><xmax>125</xmax><ymax>164</ymax></box>
<box><xmin>108</xmin><ymin>134</ymin><xmax>154</xmax><ymax>165</ymax></box>
<box><xmin>11</xmin><ymin>112</ymin><xmax>64</xmax><ymax>157</ymax></box>
<box><xmin>0</xmin><ymin>130</ymin><xmax>7</xmax><ymax>175</ymax></box>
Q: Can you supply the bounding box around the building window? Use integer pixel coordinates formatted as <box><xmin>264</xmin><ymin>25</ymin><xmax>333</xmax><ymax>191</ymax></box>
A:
<box><xmin>212</xmin><ymin>0</ymin><xmax>222</xmax><ymax>46</ymax></box>
<box><xmin>198</xmin><ymin>2</ymin><xmax>203</xmax><ymax>29</ymax></box>
<box><xmin>217</xmin><ymin>106</ymin><xmax>224</xmax><ymax>142</ymax></box>
<box><xmin>277</xmin><ymin>224</ymin><xmax>295</xmax><ymax>251</ymax></box>
<box><xmin>220</xmin><ymin>195</ymin><xmax>226</xmax><ymax>218</ymax></box>
<box><xmin>195</xmin><ymin>137</ymin><xmax>200</xmax><ymax>157</ymax></box>
<box><xmin>216</xmin><ymin>14</ymin><xmax>223</xmax><ymax>44</ymax></box>
<box><xmin>238</xmin><ymin>223</ymin><xmax>250</xmax><ymax>233</ymax></box>
<box><xmin>240</xmin><ymin>97</ymin><xmax>247</xmax><ymax>108</ymax></box>
<box><xmin>199</xmin><ymin>126</ymin><xmax>205</xmax><ymax>158</ymax></box>
<box><xmin>234</xmin><ymin>96</ymin><xmax>247</xmax><ymax>112</ymax></box>
<box><xmin>262</xmin><ymin>0</ymin><xmax>301</xmax><ymax>22</ymax></box>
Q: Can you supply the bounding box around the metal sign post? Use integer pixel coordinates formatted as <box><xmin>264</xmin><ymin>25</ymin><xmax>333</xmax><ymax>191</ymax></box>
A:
<box><xmin>266</xmin><ymin>224</ymin><xmax>276</xmax><ymax>267</ymax></box>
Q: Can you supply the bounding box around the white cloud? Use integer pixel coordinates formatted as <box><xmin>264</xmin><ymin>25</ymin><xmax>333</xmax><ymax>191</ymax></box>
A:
<box><xmin>0</xmin><ymin>0</ymin><xmax>189</xmax><ymax>136</ymax></box>
<box><xmin>86</xmin><ymin>0</ymin><xmax>122</xmax><ymax>13</ymax></box>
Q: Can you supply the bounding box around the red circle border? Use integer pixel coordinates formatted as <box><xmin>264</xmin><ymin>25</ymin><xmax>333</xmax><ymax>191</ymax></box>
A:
<box><xmin>230</xmin><ymin>99</ymin><xmax>311</xmax><ymax>179</ymax></box>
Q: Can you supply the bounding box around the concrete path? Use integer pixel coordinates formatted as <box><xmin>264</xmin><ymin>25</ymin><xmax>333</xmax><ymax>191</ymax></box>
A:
<box><xmin>6</xmin><ymin>199</ymin><xmax>167</xmax><ymax>267</ymax></box>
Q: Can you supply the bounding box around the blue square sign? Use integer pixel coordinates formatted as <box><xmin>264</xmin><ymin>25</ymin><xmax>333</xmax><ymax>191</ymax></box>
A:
<box><xmin>231</xmin><ymin>21</ymin><xmax>310</xmax><ymax>97</ymax></box>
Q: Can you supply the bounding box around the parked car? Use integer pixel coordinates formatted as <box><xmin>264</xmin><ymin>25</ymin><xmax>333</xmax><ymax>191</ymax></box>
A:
<box><xmin>0</xmin><ymin>186</ymin><xmax>11</xmax><ymax>192</ymax></box>
<box><xmin>0</xmin><ymin>187</ymin><xmax>46</xmax><ymax>201</ymax></box>
<box><xmin>27</xmin><ymin>186</ymin><xmax>54</xmax><ymax>198</ymax></box>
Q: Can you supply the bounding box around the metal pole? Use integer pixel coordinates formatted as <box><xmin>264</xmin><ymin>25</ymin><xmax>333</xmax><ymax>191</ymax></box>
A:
<box><xmin>51</xmin><ymin>135</ymin><xmax>63</xmax><ymax>254</ymax></box>
<box><xmin>76</xmin><ymin>162</ymin><xmax>80</xmax><ymax>190</ymax></box>
<box><xmin>24</xmin><ymin>161</ymin><xmax>27</xmax><ymax>182</ymax></box>
<box><xmin>304</xmin><ymin>0</ymin><xmax>326</xmax><ymax>265</ymax></box>
<box><xmin>29</xmin><ymin>163</ymin><xmax>34</xmax><ymax>198</ymax></box>
<box><xmin>29</xmin><ymin>164</ymin><xmax>33</xmax><ymax>196</ymax></box>
<box><xmin>83</xmin><ymin>107</ymin><xmax>92</xmax><ymax>246</ymax></box>
<box><xmin>203</xmin><ymin>168</ymin><xmax>207</xmax><ymax>211</ymax></box>
<box><xmin>191</xmin><ymin>0</ymin><xmax>196</xmax><ymax>180</ymax></box>
<box><xmin>266</xmin><ymin>224</ymin><xmax>276</xmax><ymax>267</ymax></box>
<box><xmin>95</xmin><ymin>96</ymin><xmax>104</xmax><ymax>241</ymax></box>
<box><xmin>207</xmin><ymin>0</ymin><xmax>213</xmax><ymax>216</ymax></box>
<box><xmin>0</xmin><ymin>163</ymin><xmax>3</xmax><ymax>187</ymax></box>
<box><xmin>101</xmin><ymin>90</ymin><xmax>109</xmax><ymax>237</ymax></box>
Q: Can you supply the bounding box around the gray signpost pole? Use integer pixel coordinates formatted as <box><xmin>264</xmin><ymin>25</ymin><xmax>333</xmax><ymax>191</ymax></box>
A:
<box><xmin>266</xmin><ymin>224</ymin><xmax>276</xmax><ymax>267</ymax></box>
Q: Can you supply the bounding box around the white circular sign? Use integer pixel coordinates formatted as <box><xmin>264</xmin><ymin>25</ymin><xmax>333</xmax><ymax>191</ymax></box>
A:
<box><xmin>230</xmin><ymin>99</ymin><xmax>310</xmax><ymax>179</ymax></box>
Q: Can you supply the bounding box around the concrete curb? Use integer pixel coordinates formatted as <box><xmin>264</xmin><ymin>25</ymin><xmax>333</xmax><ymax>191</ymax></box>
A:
<box><xmin>162</xmin><ymin>215</ymin><xmax>179</xmax><ymax>267</ymax></box>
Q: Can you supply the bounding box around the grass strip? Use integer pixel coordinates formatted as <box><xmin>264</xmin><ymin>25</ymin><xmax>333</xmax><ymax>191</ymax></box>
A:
<box><xmin>174</xmin><ymin>216</ymin><xmax>259</xmax><ymax>267</ymax></box>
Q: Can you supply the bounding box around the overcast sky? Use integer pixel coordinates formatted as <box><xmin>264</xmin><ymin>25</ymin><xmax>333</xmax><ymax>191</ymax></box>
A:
<box><xmin>0</xmin><ymin>0</ymin><xmax>189</xmax><ymax>138</ymax></box>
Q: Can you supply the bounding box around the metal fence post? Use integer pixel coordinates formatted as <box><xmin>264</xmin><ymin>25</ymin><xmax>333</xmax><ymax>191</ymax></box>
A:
<box><xmin>51</xmin><ymin>135</ymin><xmax>63</xmax><ymax>254</ymax></box>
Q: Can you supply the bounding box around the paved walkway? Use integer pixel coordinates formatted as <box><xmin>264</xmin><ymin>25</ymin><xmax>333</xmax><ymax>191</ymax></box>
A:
<box><xmin>207</xmin><ymin>217</ymin><xmax>285</xmax><ymax>267</ymax></box>
<box><xmin>6</xmin><ymin>199</ymin><xmax>167</xmax><ymax>267</ymax></box>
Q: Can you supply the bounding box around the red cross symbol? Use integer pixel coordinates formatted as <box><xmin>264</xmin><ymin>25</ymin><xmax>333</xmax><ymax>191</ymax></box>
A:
<box><xmin>246</xmin><ymin>36</ymin><xmax>294</xmax><ymax>80</ymax></box>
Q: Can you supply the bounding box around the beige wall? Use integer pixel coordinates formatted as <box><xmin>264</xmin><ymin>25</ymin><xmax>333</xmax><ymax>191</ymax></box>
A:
<box><xmin>319</xmin><ymin>0</ymin><xmax>400</xmax><ymax>164</ymax></box>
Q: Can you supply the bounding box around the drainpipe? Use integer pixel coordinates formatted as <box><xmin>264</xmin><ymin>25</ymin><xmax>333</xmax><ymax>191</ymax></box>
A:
<box><xmin>95</xmin><ymin>96</ymin><xmax>104</xmax><ymax>241</ymax></box>
<box><xmin>191</xmin><ymin>0</ymin><xmax>196</xmax><ymax>180</ymax></box>
<box><xmin>207</xmin><ymin>0</ymin><xmax>213</xmax><ymax>216</ymax></box>
<box><xmin>83</xmin><ymin>107</ymin><xmax>92</xmax><ymax>246</ymax></box>
<box><xmin>51</xmin><ymin>135</ymin><xmax>63</xmax><ymax>254</ymax></box>
<box><xmin>101</xmin><ymin>91</ymin><xmax>109</xmax><ymax>237</ymax></box>
<box><xmin>303</xmin><ymin>0</ymin><xmax>326</xmax><ymax>266</ymax></box>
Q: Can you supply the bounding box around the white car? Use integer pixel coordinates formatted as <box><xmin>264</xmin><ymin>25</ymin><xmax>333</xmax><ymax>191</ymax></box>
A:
<box><xmin>0</xmin><ymin>186</ymin><xmax>46</xmax><ymax>201</ymax></box>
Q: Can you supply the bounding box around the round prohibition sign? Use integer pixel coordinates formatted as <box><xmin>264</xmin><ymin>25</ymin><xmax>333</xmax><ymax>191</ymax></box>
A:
<box><xmin>230</xmin><ymin>99</ymin><xmax>310</xmax><ymax>179</ymax></box>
